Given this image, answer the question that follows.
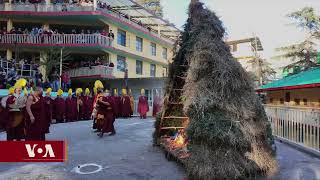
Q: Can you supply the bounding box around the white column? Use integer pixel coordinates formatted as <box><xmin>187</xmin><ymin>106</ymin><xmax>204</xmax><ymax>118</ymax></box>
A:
<box><xmin>93</xmin><ymin>0</ymin><xmax>97</xmax><ymax>10</ymax></box>
<box><xmin>157</xmin><ymin>24</ymin><xmax>161</xmax><ymax>35</ymax></box>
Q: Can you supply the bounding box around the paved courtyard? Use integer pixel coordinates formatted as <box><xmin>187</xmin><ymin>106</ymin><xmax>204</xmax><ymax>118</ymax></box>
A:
<box><xmin>0</xmin><ymin>117</ymin><xmax>319</xmax><ymax>180</ymax></box>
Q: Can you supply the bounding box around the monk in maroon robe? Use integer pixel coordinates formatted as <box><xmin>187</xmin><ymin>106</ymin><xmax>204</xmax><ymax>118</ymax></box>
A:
<box><xmin>0</xmin><ymin>97</ymin><xmax>9</xmax><ymax>131</ymax></box>
<box><xmin>153</xmin><ymin>93</ymin><xmax>162</xmax><ymax>117</ymax></box>
<box><xmin>65</xmin><ymin>94</ymin><xmax>77</xmax><ymax>122</ymax></box>
<box><xmin>111</xmin><ymin>90</ymin><xmax>121</xmax><ymax>118</ymax></box>
<box><xmin>95</xmin><ymin>91</ymin><xmax>106</xmax><ymax>132</ymax></box>
<box><xmin>76</xmin><ymin>94</ymin><xmax>83</xmax><ymax>121</ymax></box>
<box><xmin>43</xmin><ymin>88</ymin><xmax>53</xmax><ymax>133</ymax></box>
<box><xmin>138</xmin><ymin>89</ymin><xmax>149</xmax><ymax>119</ymax></box>
<box><xmin>98</xmin><ymin>91</ymin><xmax>116</xmax><ymax>137</ymax></box>
<box><xmin>54</xmin><ymin>92</ymin><xmax>65</xmax><ymax>123</ymax></box>
<box><xmin>25</xmin><ymin>87</ymin><xmax>46</xmax><ymax>140</ymax></box>
<box><xmin>82</xmin><ymin>95</ymin><xmax>93</xmax><ymax>120</ymax></box>
<box><xmin>6</xmin><ymin>89</ymin><xmax>26</xmax><ymax>141</ymax></box>
<box><xmin>120</xmin><ymin>89</ymin><xmax>132</xmax><ymax>118</ymax></box>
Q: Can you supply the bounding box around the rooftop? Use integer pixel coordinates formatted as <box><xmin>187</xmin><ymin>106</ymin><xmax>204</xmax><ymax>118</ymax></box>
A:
<box><xmin>257</xmin><ymin>67</ymin><xmax>320</xmax><ymax>92</ymax></box>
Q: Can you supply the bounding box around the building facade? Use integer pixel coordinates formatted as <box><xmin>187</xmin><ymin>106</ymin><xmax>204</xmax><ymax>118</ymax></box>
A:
<box><xmin>257</xmin><ymin>67</ymin><xmax>320</xmax><ymax>107</ymax></box>
<box><xmin>0</xmin><ymin>0</ymin><xmax>179</xmax><ymax>115</ymax></box>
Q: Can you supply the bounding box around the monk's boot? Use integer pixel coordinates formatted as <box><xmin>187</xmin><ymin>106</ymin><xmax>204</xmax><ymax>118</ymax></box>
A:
<box><xmin>109</xmin><ymin>132</ymin><xmax>116</xmax><ymax>136</ymax></box>
<box><xmin>98</xmin><ymin>132</ymin><xmax>104</xmax><ymax>138</ymax></box>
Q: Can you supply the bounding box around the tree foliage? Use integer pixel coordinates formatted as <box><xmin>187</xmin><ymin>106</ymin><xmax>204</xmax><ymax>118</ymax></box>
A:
<box><xmin>40</xmin><ymin>48</ymin><xmax>70</xmax><ymax>79</ymax></box>
<box><xmin>247</xmin><ymin>56</ymin><xmax>276</xmax><ymax>85</ymax></box>
<box><xmin>275</xmin><ymin>7</ymin><xmax>320</xmax><ymax>74</ymax></box>
<box><xmin>135</xmin><ymin>0</ymin><xmax>163</xmax><ymax>17</ymax></box>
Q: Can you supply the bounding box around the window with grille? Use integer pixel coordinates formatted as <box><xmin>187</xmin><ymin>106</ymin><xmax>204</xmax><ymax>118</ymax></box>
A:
<box><xmin>117</xmin><ymin>55</ymin><xmax>126</xmax><ymax>72</ymax></box>
<box><xmin>136</xmin><ymin>37</ymin><xmax>143</xmax><ymax>52</ymax></box>
<box><xmin>117</xmin><ymin>29</ymin><xmax>126</xmax><ymax>46</ymax></box>
<box><xmin>150</xmin><ymin>42</ymin><xmax>156</xmax><ymax>56</ymax></box>
<box><xmin>136</xmin><ymin>60</ymin><xmax>143</xmax><ymax>75</ymax></box>
<box><xmin>150</xmin><ymin>64</ymin><xmax>156</xmax><ymax>77</ymax></box>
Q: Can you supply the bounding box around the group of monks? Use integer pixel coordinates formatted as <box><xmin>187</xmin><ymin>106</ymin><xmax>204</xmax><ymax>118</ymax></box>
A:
<box><xmin>0</xmin><ymin>79</ymin><xmax>163</xmax><ymax>140</ymax></box>
<box><xmin>0</xmin><ymin>79</ymin><xmax>50</xmax><ymax>141</ymax></box>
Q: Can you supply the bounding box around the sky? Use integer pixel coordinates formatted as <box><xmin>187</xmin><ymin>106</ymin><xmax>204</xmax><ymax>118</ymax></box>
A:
<box><xmin>161</xmin><ymin>0</ymin><xmax>320</xmax><ymax>76</ymax></box>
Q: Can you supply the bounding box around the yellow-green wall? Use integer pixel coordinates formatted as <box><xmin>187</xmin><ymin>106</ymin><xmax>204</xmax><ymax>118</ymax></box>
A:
<box><xmin>266</xmin><ymin>88</ymin><xmax>320</xmax><ymax>107</ymax></box>
<box><xmin>108</xmin><ymin>23</ymin><xmax>172</xmax><ymax>79</ymax></box>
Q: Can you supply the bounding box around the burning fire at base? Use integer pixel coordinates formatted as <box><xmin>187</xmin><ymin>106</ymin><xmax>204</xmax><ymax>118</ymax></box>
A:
<box><xmin>161</xmin><ymin>130</ymin><xmax>190</xmax><ymax>159</ymax></box>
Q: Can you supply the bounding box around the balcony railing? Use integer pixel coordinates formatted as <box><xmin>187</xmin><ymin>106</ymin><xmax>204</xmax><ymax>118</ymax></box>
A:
<box><xmin>0</xmin><ymin>34</ymin><xmax>112</xmax><ymax>47</ymax></box>
<box><xmin>0</xmin><ymin>3</ymin><xmax>174</xmax><ymax>44</ymax></box>
<box><xmin>0</xmin><ymin>3</ymin><xmax>94</xmax><ymax>12</ymax></box>
<box><xmin>0</xmin><ymin>59</ymin><xmax>36</xmax><ymax>78</ymax></box>
<box><xmin>264</xmin><ymin>104</ymin><xmax>320</xmax><ymax>152</ymax></box>
<box><xmin>66</xmin><ymin>65</ymin><xmax>114</xmax><ymax>79</ymax></box>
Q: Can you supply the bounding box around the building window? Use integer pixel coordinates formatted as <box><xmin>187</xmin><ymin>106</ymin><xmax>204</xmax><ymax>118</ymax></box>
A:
<box><xmin>303</xmin><ymin>99</ymin><xmax>308</xmax><ymax>106</ymax></box>
<box><xmin>136</xmin><ymin>37</ymin><xmax>143</xmax><ymax>52</ymax></box>
<box><xmin>150</xmin><ymin>42</ymin><xmax>156</xmax><ymax>56</ymax></box>
<box><xmin>117</xmin><ymin>55</ymin><xmax>126</xmax><ymax>72</ymax></box>
<box><xmin>280</xmin><ymin>98</ymin><xmax>284</xmax><ymax>104</ymax></box>
<box><xmin>162</xmin><ymin>47</ymin><xmax>167</xmax><ymax>59</ymax></box>
<box><xmin>136</xmin><ymin>60</ymin><xmax>143</xmax><ymax>75</ymax></box>
<box><xmin>162</xmin><ymin>67</ymin><xmax>167</xmax><ymax>77</ymax></box>
<box><xmin>294</xmin><ymin>99</ymin><xmax>300</xmax><ymax>105</ymax></box>
<box><xmin>117</xmin><ymin>29</ymin><xmax>126</xmax><ymax>46</ymax></box>
<box><xmin>269</xmin><ymin>98</ymin><xmax>273</xmax><ymax>104</ymax></box>
<box><xmin>150</xmin><ymin>64</ymin><xmax>156</xmax><ymax>77</ymax></box>
<box><xmin>285</xmin><ymin>92</ymin><xmax>290</xmax><ymax>102</ymax></box>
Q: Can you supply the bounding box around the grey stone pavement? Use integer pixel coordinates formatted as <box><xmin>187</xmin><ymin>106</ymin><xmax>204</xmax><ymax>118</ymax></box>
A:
<box><xmin>0</xmin><ymin>117</ymin><xmax>318</xmax><ymax>180</ymax></box>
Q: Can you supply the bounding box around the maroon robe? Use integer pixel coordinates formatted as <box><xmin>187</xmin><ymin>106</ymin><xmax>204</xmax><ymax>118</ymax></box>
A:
<box><xmin>101</xmin><ymin>96</ymin><xmax>116</xmax><ymax>134</ymax></box>
<box><xmin>82</xmin><ymin>96</ymin><xmax>93</xmax><ymax>120</ymax></box>
<box><xmin>152</xmin><ymin>96</ymin><xmax>162</xmax><ymax>117</ymax></box>
<box><xmin>121</xmin><ymin>96</ymin><xmax>131</xmax><ymax>118</ymax></box>
<box><xmin>76</xmin><ymin>96</ymin><xmax>83</xmax><ymax>121</ymax></box>
<box><xmin>138</xmin><ymin>96</ymin><xmax>149</xmax><ymax>118</ymax></box>
<box><xmin>6</xmin><ymin>95</ymin><xmax>25</xmax><ymax>141</ymax></box>
<box><xmin>54</xmin><ymin>97</ymin><xmax>65</xmax><ymax>123</ymax></box>
<box><xmin>25</xmin><ymin>95</ymin><xmax>46</xmax><ymax>140</ymax></box>
<box><xmin>111</xmin><ymin>95</ymin><xmax>121</xmax><ymax>118</ymax></box>
<box><xmin>43</xmin><ymin>96</ymin><xmax>53</xmax><ymax>133</ymax></box>
<box><xmin>65</xmin><ymin>96</ymin><xmax>77</xmax><ymax>122</ymax></box>
<box><xmin>0</xmin><ymin>99</ymin><xmax>8</xmax><ymax>130</ymax></box>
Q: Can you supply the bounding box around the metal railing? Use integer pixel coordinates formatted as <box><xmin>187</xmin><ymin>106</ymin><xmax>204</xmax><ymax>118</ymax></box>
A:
<box><xmin>0</xmin><ymin>3</ymin><xmax>94</xmax><ymax>12</ymax></box>
<box><xmin>264</xmin><ymin>104</ymin><xmax>320</xmax><ymax>152</ymax></box>
<box><xmin>0</xmin><ymin>59</ymin><xmax>36</xmax><ymax>78</ymax></box>
<box><xmin>66</xmin><ymin>65</ymin><xmax>114</xmax><ymax>78</ymax></box>
<box><xmin>0</xmin><ymin>34</ymin><xmax>113</xmax><ymax>47</ymax></box>
<box><xmin>0</xmin><ymin>3</ymin><xmax>174</xmax><ymax>44</ymax></box>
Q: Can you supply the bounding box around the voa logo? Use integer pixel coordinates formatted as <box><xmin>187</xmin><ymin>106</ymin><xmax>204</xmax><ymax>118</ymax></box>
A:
<box><xmin>25</xmin><ymin>144</ymin><xmax>56</xmax><ymax>158</ymax></box>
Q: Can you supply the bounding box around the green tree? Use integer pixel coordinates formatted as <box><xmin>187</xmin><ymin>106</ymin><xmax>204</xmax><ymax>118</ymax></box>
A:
<box><xmin>247</xmin><ymin>56</ymin><xmax>276</xmax><ymax>85</ymax></box>
<box><xmin>135</xmin><ymin>0</ymin><xmax>163</xmax><ymax>17</ymax></box>
<box><xmin>40</xmin><ymin>48</ymin><xmax>70</xmax><ymax>80</ymax></box>
<box><xmin>275</xmin><ymin>7</ymin><xmax>320</xmax><ymax>74</ymax></box>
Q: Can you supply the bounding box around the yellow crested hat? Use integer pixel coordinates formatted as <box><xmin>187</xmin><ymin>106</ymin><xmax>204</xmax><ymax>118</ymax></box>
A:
<box><xmin>94</xmin><ymin>80</ymin><xmax>104</xmax><ymax>89</ymax></box>
<box><xmin>141</xmin><ymin>89</ymin><xmax>145</xmax><ymax>94</ymax></box>
<box><xmin>122</xmin><ymin>88</ymin><xmax>127</xmax><ymax>95</ymax></box>
<box><xmin>46</xmin><ymin>88</ymin><xmax>52</xmax><ymax>95</ymax></box>
<box><xmin>14</xmin><ymin>78</ymin><xmax>27</xmax><ymax>89</ymax></box>
<box><xmin>57</xmin><ymin>89</ymin><xmax>63</xmax><ymax>96</ymax></box>
<box><xmin>85</xmin><ymin>88</ymin><xmax>90</xmax><ymax>95</ymax></box>
<box><xmin>23</xmin><ymin>88</ymin><xmax>28</xmax><ymax>96</ymax></box>
<box><xmin>76</xmin><ymin>88</ymin><xmax>83</xmax><ymax>95</ymax></box>
<box><xmin>68</xmin><ymin>88</ymin><xmax>72</xmax><ymax>95</ymax></box>
<box><xmin>8</xmin><ymin>87</ymin><xmax>14</xmax><ymax>95</ymax></box>
<box><xmin>93</xmin><ymin>87</ymin><xmax>97</xmax><ymax>95</ymax></box>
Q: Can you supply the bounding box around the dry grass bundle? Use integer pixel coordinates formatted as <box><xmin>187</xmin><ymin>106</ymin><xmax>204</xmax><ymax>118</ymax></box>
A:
<box><xmin>181</xmin><ymin>1</ymin><xmax>277</xmax><ymax>179</ymax></box>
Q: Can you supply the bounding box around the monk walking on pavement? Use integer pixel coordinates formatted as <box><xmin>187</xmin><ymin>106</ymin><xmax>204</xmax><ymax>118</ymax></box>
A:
<box><xmin>25</xmin><ymin>87</ymin><xmax>46</xmax><ymax>140</ymax></box>
<box><xmin>138</xmin><ymin>89</ymin><xmax>149</xmax><ymax>119</ymax></box>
